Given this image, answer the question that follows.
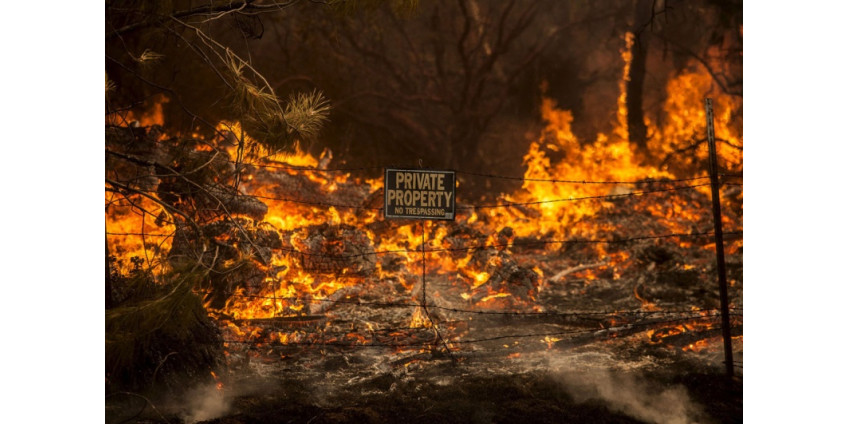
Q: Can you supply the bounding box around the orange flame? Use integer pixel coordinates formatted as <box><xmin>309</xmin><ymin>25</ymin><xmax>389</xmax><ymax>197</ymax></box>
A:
<box><xmin>106</xmin><ymin>34</ymin><xmax>741</xmax><ymax>351</ymax></box>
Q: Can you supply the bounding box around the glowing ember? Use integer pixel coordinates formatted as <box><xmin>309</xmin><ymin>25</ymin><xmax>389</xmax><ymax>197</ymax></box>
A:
<box><xmin>106</xmin><ymin>33</ymin><xmax>741</xmax><ymax>356</ymax></box>
<box><xmin>210</xmin><ymin>371</ymin><xmax>224</xmax><ymax>391</ymax></box>
<box><xmin>543</xmin><ymin>336</ymin><xmax>562</xmax><ymax>350</ymax></box>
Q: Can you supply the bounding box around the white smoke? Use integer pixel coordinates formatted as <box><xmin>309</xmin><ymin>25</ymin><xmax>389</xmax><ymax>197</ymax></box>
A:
<box><xmin>551</xmin><ymin>362</ymin><xmax>704</xmax><ymax>424</ymax></box>
<box><xmin>178</xmin><ymin>383</ymin><xmax>231</xmax><ymax>424</ymax></box>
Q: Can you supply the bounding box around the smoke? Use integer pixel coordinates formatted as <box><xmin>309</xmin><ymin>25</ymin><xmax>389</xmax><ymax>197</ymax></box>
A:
<box><xmin>552</xmin><ymin>365</ymin><xmax>704</xmax><ymax>424</ymax></box>
<box><xmin>177</xmin><ymin>383</ymin><xmax>231</xmax><ymax>424</ymax></box>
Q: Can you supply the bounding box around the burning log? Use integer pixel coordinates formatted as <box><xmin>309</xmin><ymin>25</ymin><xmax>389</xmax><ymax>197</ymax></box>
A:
<box><xmin>660</xmin><ymin>325</ymin><xmax>743</xmax><ymax>348</ymax></box>
<box><xmin>250</xmin><ymin>165</ymin><xmax>371</xmax><ymax>209</ymax></box>
<box><xmin>463</xmin><ymin>249</ymin><xmax>541</xmax><ymax>305</ymax></box>
<box><xmin>284</xmin><ymin>223</ymin><xmax>376</xmax><ymax>276</ymax></box>
<box><xmin>553</xmin><ymin>313</ymin><xmax>730</xmax><ymax>350</ymax></box>
<box><xmin>194</xmin><ymin>184</ymin><xmax>268</xmax><ymax>221</ymax></box>
<box><xmin>441</xmin><ymin>225</ymin><xmax>489</xmax><ymax>260</ymax></box>
<box><xmin>240</xmin><ymin>315</ymin><xmax>328</xmax><ymax>327</ymax></box>
<box><xmin>308</xmin><ymin>286</ymin><xmax>363</xmax><ymax>315</ymax></box>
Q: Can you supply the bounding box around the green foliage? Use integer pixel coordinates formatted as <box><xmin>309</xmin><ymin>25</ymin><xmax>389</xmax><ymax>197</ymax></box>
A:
<box><xmin>226</xmin><ymin>50</ymin><xmax>331</xmax><ymax>157</ymax></box>
<box><xmin>106</xmin><ymin>262</ymin><xmax>223</xmax><ymax>392</ymax></box>
<box><xmin>105</xmin><ymin>72</ymin><xmax>116</xmax><ymax>98</ymax></box>
<box><xmin>284</xmin><ymin>89</ymin><xmax>332</xmax><ymax>139</ymax></box>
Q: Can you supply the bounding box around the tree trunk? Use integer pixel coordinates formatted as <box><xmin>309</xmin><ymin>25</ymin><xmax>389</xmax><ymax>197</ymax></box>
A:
<box><xmin>626</xmin><ymin>0</ymin><xmax>653</xmax><ymax>154</ymax></box>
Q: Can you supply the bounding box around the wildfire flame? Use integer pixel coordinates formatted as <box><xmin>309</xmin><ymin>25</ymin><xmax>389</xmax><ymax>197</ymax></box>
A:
<box><xmin>106</xmin><ymin>34</ymin><xmax>741</xmax><ymax>356</ymax></box>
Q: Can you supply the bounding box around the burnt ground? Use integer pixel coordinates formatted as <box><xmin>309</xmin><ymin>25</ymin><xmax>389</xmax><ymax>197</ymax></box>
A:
<box><xmin>105</xmin><ymin>370</ymin><xmax>741</xmax><ymax>424</ymax></box>
<box><xmin>105</xmin><ymin>334</ymin><xmax>742</xmax><ymax>424</ymax></box>
<box><xmin>106</xmin><ymin>235</ymin><xmax>743</xmax><ymax>424</ymax></box>
<box><xmin>205</xmin><ymin>373</ymin><xmax>737</xmax><ymax>424</ymax></box>
<box><xmin>106</xmin><ymin>232</ymin><xmax>743</xmax><ymax>424</ymax></box>
<box><xmin>105</xmin><ymin>152</ymin><xmax>743</xmax><ymax>423</ymax></box>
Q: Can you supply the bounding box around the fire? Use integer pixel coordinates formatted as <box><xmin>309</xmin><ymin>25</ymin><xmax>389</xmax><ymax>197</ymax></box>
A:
<box><xmin>633</xmin><ymin>284</ymin><xmax>658</xmax><ymax>311</ymax></box>
<box><xmin>105</xmin><ymin>187</ymin><xmax>175</xmax><ymax>275</ymax></box>
<box><xmin>106</xmin><ymin>33</ymin><xmax>741</xmax><ymax>357</ymax></box>
<box><xmin>210</xmin><ymin>371</ymin><xmax>224</xmax><ymax>391</ymax></box>
<box><xmin>542</xmin><ymin>336</ymin><xmax>562</xmax><ymax>350</ymax></box>
<box><xmin>409</xmin><ymin>307</ymin><xmax>433</xmax><ymax>329</ymax></box>
<box><xmin>655</xmin><ymin>67</ymin><xmax>743</xmax><ymax>175</ymax></box>
<box><xmin>683</xmin><ymin>339</ymin><xmax>712</xmax><ymax>353</ymax></box>
<box><xmin>471</xmin><ymin>271</ymin><xmax>490</xmax><ymax>288</ymax></box>
<box><xmin>106</xmin><ymin>93</ymin><xmax>168</xmax><ymax>127</ymax></box>
<box><xmin>616</xmin><ymin>32</ymin><xmax>635</xmax><ymax>141</ymax></box>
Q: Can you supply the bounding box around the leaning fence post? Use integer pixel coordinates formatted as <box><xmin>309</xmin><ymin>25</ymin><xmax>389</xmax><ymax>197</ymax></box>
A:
<box><xmin>704</xmin><ymin>98</ymin><xmax>734</xmax><ymax>377</ymax></box>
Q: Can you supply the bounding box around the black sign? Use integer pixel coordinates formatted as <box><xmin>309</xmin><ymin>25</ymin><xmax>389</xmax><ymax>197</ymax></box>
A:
<box><xmin>384</xmin><ymin>169</ymin><xmax>456</xmax><ymax>220</ymax></box>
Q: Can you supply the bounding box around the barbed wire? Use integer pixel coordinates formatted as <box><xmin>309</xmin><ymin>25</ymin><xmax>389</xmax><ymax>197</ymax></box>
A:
<box><xmin>106</xmin><ymin>152</ymin><xmax>741</xmax><ymax>218</ymax></box>
<box><xmin>247</xmin><ymin>193</ymin><xmax>383</xmax><ymax>210</ymax></box>
<box><xmin>269</xmin><ymin>230</ymin><xmax>742</xmax><ymax>260</ymax></box>
<box><xmin>107</xmin><ymin>230</ymin><xmax>741</xmax><ymax>259</ymax></box>
<box><xmin>105</xmin><ymin>180</ymin><xmax>735</xmax><ymax>216</ymax></box>
<box><xmin>242</xmin><ymin>158</ymin><xmax>741</xmax><ymax>184</ymax></box>
<box><xmin>215</xmin><ymin>312</ymin><xmax>742</xmax><ymax>341</ymax></box>
<box><xmin>208</xmin><ymin>315</ymin><xmax>739</xmax><ymax>360</ymax></box>
<box><xmin>106</xmin><ymin>152</ymin><xmax>743</xmax><ymax>357</ymax></box>
<box><xmin>245</xmin><ymin>162</ymin><xmax>742</xmax><ymax>185</ymax></box>
<box><xmin>107</xmin><ymin>148</ymin><xmax>743</xmax><ymax>186</ymax></box>
<box><xmin>216</xmin><ymin>315</ymin><xmax>739</xmax><ymax>349</ymax></box>
<box><xmin>458</xmin><ymin>183</ymin><xmax>711</xmax><ymax>210</ymax></box>
<box><xmin>209</xmin><ymin>294</ymin><xmax>744</xmax><ymax>319</ymax></box>
<box><xmin>198</xmin><ymin>285</ymin><xmax>742</xmax><ymax>316</ymax></box>
<box><xmin>236</xmin><ymin>182</ymin><xmax>710</xmax><ymax>211</ymax></box>
<box><xmin>194</xmin><ymin>181</ymin><xmax>714</xmax><ymax>211</ymax></box>
<box><xmin>455</xmin><ymin>170</ymin><xmax>711</xmax><ymax>185</ymax></box>
<box><xmin>246</xmin><ymin>162</ymin><xmax>385</xmax><ymax>173</ymax></box>
<box><xmin>237</xmin><ymin>160</ymin><xmax>711</xmax><ymax>186</ymax></box>
<box><xmin>107</xmin><ymin>232</ymin><xmax>174</xmax><ymax>237</ymax></box>
<box><xmin>428</xmin><ymin>305</ymin><xmax>743</xmax><ymax>317</ymax></box>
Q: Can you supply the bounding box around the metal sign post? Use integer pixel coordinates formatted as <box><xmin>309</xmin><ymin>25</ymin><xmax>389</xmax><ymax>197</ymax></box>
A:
<box><xmin>385</xmin><ymin>168</ymin><xmax>457</xmax><ymax>361</ymax></box>
<box><xmin>705</xmin><ymin>98</ymin><xmax>735</xmax><ymax>377</ymax></box>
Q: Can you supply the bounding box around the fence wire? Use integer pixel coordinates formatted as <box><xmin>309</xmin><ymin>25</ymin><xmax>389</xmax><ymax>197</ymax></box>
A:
<box><xmin>107</xmin><ymin>149</ymin><xmax>741</xmax><ymax>186</ymax></box>
<box><xmin>215</xmin><ymin>314</ymin><xmax>742</xmax><ymax>349</ymax></box>
<box><xmin>264</xmin><ymin>230</ymin><xmax>742</xmax><ymax>260</ymax></box>
<box><xmin>106</xmin><ymin>154</ymin><xmax>743</xmax><ymax>357</ymax></box>
<box><xmin>106</xmin><ymin>177</ymin><xmax>729</xmax><ymax>213</ymax></box>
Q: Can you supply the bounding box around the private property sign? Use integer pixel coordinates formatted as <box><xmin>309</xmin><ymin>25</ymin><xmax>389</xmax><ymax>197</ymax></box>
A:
<box><xmin>384</xmin><ymin>169</ymin><xmax>456</xmax><ymax>220</ymax></box>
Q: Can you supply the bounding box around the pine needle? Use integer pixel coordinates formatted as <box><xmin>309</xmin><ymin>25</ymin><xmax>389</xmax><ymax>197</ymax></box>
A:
<box><xmin>136</xmin><ymin>49</ymin><xmax>165</xmax><ymax>65</ymax></box>
<box><xmin>106</xmin><ymin>72</ymin><xmax>116</xmax><ymax>95</ymax></box>
<box><xmin>284</xmin><ymin>90</ymin><xmax>331</xmax><ymax>138</ymax></box>
<box><xmin>224</xmin><ymin>50</ymin><xmax>331</xmax><ymax>155</ymax></box>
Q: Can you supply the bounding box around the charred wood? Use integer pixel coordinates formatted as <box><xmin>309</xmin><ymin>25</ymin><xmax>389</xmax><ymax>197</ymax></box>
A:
<box><xmin>284</xmin><ymin>223</ymin><xmax>376</xmax><ymax>276</ymax></box>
